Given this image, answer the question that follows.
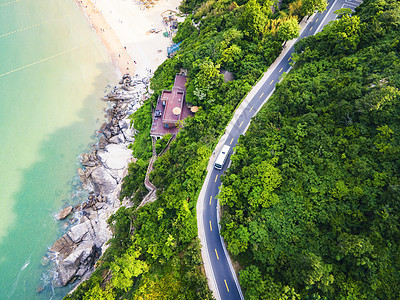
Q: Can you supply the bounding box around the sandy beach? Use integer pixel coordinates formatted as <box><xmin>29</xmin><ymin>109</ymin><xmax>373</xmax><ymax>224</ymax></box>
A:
<box><xmin>75</xmin><ymin>0</ymin><xmax>182</xmax><ymax>77</ymax></box>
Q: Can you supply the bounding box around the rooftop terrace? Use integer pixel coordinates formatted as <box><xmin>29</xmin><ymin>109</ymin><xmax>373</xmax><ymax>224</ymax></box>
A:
<box><xmin>150</xmin><ymin>74</ymin><xmax>193</xmax><ymax>138</ymax></box>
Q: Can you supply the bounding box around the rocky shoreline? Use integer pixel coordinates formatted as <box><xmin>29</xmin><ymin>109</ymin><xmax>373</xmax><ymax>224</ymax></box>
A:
<box><xmin>48</xmin><ymin>73</ymin><xmax>150</xmax><ymax>288</ymax></box>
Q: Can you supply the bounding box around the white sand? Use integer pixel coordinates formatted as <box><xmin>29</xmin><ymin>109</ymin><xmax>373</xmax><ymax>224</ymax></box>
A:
<box><xmin>78</xmin><ymin>0</ymin><xmax>182</xmax><ymax>77</ymax></box>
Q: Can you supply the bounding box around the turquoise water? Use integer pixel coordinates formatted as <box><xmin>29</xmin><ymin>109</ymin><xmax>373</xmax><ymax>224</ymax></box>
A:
<box><xmin>0</xmin><ymin>0</ymin><xmax>116</xmax><ymax>298</ymax></box>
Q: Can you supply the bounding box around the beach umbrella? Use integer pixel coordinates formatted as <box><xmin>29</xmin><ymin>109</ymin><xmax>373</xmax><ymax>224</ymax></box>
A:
<box><xmin>172</xmin><ymin>107</ymin><xmax>181</xmax><ymax>115</ymax></box>
<box><xmin>190</xmin><ymin>106</ymin><xmax>199</xmax><ymax>113</ymax></box>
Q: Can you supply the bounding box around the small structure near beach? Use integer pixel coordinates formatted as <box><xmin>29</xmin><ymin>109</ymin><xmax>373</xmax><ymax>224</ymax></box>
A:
<box><xmin>150</xmin><ymin>74</ymin><xmax>193</xmax><ymax>138</ymax></box>
<box><xmin>167</xmin><ymin>41</ymin><xmax>181</xmax><ymax>58</ymax></box>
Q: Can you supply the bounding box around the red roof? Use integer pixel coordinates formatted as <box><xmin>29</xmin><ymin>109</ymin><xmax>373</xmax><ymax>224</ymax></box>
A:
<box><xmin>163</xmin><ymin>90</ymin><xmax>184</xmax><ymax>123</ymax></box>
<box><xmin>173</xmin><ymin>74</ymin><xmax>187</xmax><ymax>90</ymax></box>
<box><xmin>150</xmin><ymin>74</ymin><xmax>193</xmax><ymax>137</ymax></box>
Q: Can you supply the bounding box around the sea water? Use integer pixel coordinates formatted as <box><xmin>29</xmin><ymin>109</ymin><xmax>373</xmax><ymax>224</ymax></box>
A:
<box><xmin>0</xmin><ymin>0</ymin><xmax>116</xmax><ymax>298</ymax></box>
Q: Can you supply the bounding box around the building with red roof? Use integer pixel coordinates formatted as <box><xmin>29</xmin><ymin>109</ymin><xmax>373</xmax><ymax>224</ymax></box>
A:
<box><xmin>150</xmin><ymin>74</ymin><xmax>193</xmax><ymax>138</ymax></box>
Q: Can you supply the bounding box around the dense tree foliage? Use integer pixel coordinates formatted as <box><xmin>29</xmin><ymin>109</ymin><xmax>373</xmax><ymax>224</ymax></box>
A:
<box><xmin>119</xmin><ymin>101</ymin><xmax>152</xmax><ymax>205</ymax></box>
<box><xmin>219</xmin><ymin>0</ymin><xmax>400</xmax><ymax>299</ymax></box>
<box><xmin>67</xmin><ymin>0</ymin><xmax>308</xmax><ymax>298</ymax></box>
<box><xmin>65</xmin><ymin>0</ymin><xmax>400</xmax><ymax>299</ymax></box>
<box><xmin>301</xmin><ymin>0</ymin><xmax>327</xmax><ymax>17</ymax></box>
<box><xmin>277</xmin><ymin>17</ymin><xmax>300</xmax><ymax>46</ymax></box>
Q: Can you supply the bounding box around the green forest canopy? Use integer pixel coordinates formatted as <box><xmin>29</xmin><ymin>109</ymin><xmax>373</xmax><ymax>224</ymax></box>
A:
<box><xmin>67</xmin><ymin>0</ymin><xmax>307</xmax><ymax>298</ymax></box>
<box><xmin>219</xmin><ymin>0</ymin><xmax>400</xmax><ymax>299</ymax></box>
<box><xmin>67</xmin><ymin>0</ymin><xmax>400</xmax><ymax>299</ymax></box>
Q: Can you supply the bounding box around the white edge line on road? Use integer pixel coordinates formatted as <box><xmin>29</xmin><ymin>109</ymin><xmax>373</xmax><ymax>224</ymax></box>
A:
<box><xmin>197</xmin><ymin>168</ymin><xmax>221</xmax><ymax>300</ymax></box>
<box><xmin>217</xmin><ymin>197</ymin><xmax>245</xmax><ymax>300</ymax></box>
<box><xmin>250</xmin><ymin>88</ymin><xmax>276</xmax><ymax>126</ymax></box>
<box><xmin>315</xmin><ymin>0</ymin><xmax>339</xmax><ymax>33</ymax></box>
<box><xmin>242</xmin><ymin>55</ymin><xmax>293</xmax><ymax>132</ymax></box>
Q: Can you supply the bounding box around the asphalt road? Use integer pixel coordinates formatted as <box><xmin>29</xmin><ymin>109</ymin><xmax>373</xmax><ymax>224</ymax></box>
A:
<box><xmin>199</xmin><ymin>0</ymin><xmax>363</xmax><ymax>299</ymax></box>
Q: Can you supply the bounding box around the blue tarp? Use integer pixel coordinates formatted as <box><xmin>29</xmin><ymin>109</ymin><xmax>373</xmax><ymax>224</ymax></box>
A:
<box><xmin>167</xmin><ymin>42</ymin><xmax>182</xmax><ymax>55</ymax></box>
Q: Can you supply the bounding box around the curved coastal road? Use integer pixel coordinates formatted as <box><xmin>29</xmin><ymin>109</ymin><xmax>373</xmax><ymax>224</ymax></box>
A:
<box><xmin>196</xmin><ymin>0</ymin><xmax>363</xmax><ymax>299</ymax></box>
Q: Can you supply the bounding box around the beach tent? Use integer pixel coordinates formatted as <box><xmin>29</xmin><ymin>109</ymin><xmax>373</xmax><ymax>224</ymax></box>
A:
<box><xmin>167</xmin><ymin>41</ymin><xmax>182</xmax><ymax>57</ymax></box>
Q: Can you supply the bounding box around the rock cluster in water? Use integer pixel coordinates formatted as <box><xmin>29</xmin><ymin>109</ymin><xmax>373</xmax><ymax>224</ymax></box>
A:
<box><xmin>49</xmin><ymin>74</ymin><xmax>150</xmax><ymax>287</ymax></box>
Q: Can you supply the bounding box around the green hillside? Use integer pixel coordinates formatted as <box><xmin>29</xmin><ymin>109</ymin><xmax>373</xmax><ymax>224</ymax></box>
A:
<box><xmin>66</xmin><ymin>0</ymin><xmax>308</xmax><ymax>298</ymax></box>
<box><xmin>219</xmin><ymin>0</ymin><xmax>400</xmax><ymax>298</ymax></box>
<box><xmin>66</xmin><ymin>0</ymin><xmax>400</xmax><ymax>298</ymax></box>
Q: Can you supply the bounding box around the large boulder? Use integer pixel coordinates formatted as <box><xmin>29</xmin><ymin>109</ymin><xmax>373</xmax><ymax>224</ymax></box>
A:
<box><xmin>67</xmin><ymin>222</ymin><xmax>92</xmax><ymax>244</ymax></box>
<box><xmin>98</xmin><ymin>136</ymin><xmax>108</xmax><ymax>149</ymax></box>
<box><xmin>51</xmin><ymin>216</ymin><xmax>111</xmax><ymax>286</ymax></box>
<box><xmin>119</xmin><ymin>119</ymin><xmax>130</xmax><ymax>130</ymax></box>
<box><xmin>89</xmin><ymin>166</ymin><xmax>118</xmax><ymax>197</ymax></box>
<box><xmin>77</xmin><ymin>168</ymin><xmax>86</xmax><ymax>184</ymax></box>
<box><xmin>81</xmin><ymin>153</ymin><xmax>98</xmax><ymax>167</ymax></box>
<box><xmin>55</xmin><ymin>243</ymin><xmax>101</xmax><ymax>286</ymax></box>
<box><xmin>102</xmin><ymin>129</ymin><xmax>112</xmax><ymax>139</ymax></box>
<box><xmin>91</xmin><ymin>214</ymin><xmax>113</xmax><ymax>248</ymax></box>
<box><xmin>50</xmin><ymin>235</ymin><xmax>76</xmax><ymax>259</ymax></box>
<box><xmin>58</xmin><ymin>206</ymin><xmax>73</xmax><ymax>220</ymax></box>
<box><xmin>108</xmin><ymin>134</ymin><xmax>125</xmax><ymax>144</ymax></box>
<box><xmin>82</xmin><ymin>160</ymin><xmax>97</xmax><ymax>167</ymax></box>
<box><xmin>124</xmin><ymin>128</ymin><xmax>135</xmax><ymax>142</ymax></box>
<box><xmin>97</xmin><ymin>144</ymin><xmax>132</xmax><ymax>171</ymax></box>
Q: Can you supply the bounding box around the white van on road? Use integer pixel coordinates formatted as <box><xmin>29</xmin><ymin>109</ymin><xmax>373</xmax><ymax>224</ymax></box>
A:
<box><xmin>214</xmin><ymin>145</ymin><xmax>231</xmax><ymax>170</ymax></box>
